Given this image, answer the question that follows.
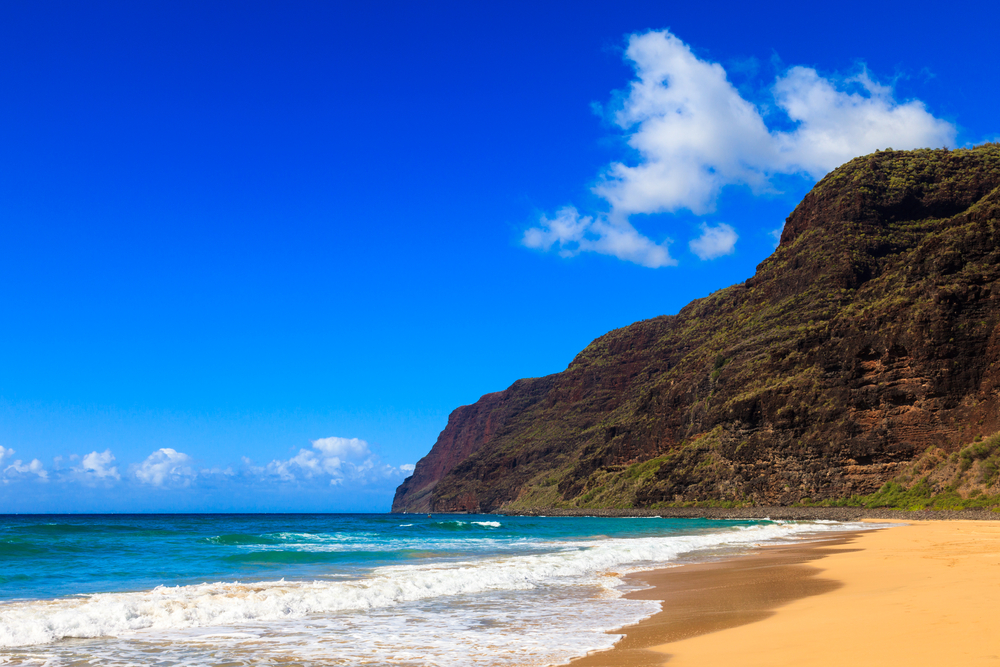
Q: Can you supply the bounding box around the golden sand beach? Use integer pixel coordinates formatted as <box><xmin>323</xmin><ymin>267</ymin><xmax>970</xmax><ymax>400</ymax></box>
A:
<box><xmin>573</xmin><ymin>520</ymin><xmax>1000</xmax><ymax>667</ymax></box>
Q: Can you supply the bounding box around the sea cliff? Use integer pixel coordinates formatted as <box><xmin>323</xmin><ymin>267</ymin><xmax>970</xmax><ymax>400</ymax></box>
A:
<box><xmin>394</xmin><ymin>145</ymin><xmax>1000</xmax><ymax>513</ymax></box>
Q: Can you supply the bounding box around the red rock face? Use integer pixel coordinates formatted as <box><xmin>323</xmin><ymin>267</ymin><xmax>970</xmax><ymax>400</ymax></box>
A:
<box><xmin>391</xmin><ymin>392</ymin><xmax>504</xmax><ymax>513</ymax></box>
<box><xmin>392</xmin><ymin>146</ymin><xmax>1000</xmax><ymax>513</ymax></box>
<box><xmin>391</xmin><ymin>378</ymin><xmax>556</xmax><ymax>512</ymax></box>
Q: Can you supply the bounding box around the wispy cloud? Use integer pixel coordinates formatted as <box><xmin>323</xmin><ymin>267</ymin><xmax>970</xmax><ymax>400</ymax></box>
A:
<box><xmin>2</xmin><ymin>447</ymin><xmax>48</xmax><ymax>483</ymax></box>
<box><xmin>522</xmin><ymin>206</ymin><xmax>674</xmax><ymax>268</ymax></box>
<box><xmin>524</xmin><ymin>29</ymin><xmax>957</xmax><ymax>267</ymax></box>
<box><xmin>249</xmin><ymin>436</ymin><xmax>411</xmax><ymax>486</ymax></box>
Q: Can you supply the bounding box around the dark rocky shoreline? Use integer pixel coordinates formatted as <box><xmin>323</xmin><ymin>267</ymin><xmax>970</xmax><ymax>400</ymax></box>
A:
<box><xmin>496</xmin><ymin>506</ymin><xmax>1000</xmax><ymax>521</ymax></box>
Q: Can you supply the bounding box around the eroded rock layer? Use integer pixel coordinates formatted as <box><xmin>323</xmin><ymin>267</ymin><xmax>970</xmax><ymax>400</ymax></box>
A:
<box><xmin>393</xmin><ymin>146</ymin><xmax>1000</xmax><ymax>513</ymax></box>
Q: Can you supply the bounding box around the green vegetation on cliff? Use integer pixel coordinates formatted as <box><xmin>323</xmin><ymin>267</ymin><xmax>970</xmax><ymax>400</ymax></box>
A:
<box><xmin>803</xmin><ymin>431</ymin><xmax>1000</xmax><ymax>511</ymax></box>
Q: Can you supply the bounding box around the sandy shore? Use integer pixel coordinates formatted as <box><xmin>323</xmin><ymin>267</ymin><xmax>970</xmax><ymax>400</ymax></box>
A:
<box><xmin>572</xmin><ymin>520</ymin><xmax>1000</xmax><ymax>666</ymax></box>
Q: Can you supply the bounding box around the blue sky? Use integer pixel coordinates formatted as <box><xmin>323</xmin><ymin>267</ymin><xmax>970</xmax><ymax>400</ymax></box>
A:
<box><xmin>2</xmin><ymin>0</ymin><xmax>998</xmax><ymax>512</ymax></box>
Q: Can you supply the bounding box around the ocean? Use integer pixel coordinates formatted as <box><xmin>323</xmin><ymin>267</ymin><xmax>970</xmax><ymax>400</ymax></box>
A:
<box><xmin>0</xmin><ymin>513</ymin><xmax>868</xmax><ymax>666</ymax></box>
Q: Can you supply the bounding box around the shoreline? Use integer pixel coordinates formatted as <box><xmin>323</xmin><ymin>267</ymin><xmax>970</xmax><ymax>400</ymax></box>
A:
<box><xmin>569</xmin><ymin>530</ymin><xmax>865</xmax><ymax>667</ymax></box>
<box><xmin>571</xmin><ymin>519</ymin><xmax>1000</xmax><ymax>666</ymax></box>
<box><xmin>498</xmin><ymin>506</ymin><xmax>1000</xmax><ymax>520</ymax></box>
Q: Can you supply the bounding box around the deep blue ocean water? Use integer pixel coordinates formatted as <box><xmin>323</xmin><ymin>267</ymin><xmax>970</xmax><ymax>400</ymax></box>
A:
<box><xmin>0</xmin><ymin>513</ymin><xmax>867</xmax><ymax>666</ymax></box>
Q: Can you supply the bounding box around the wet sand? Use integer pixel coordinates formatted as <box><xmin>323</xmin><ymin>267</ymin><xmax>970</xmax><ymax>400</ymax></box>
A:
<box><xmin>572</xmin><ymin>520</ymin><xmax>1000</xmax><ymax>666</ymax></box>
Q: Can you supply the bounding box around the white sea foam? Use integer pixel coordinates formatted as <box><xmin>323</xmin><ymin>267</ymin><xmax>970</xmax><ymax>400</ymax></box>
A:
<box><xmin>0</xmin><ymin>521</ymin><xmax>869</xmax><ymax>651</ymax></box>
<box><xmin>245</xmin><ymin>535</ymin><xmax>537</xmax><ymax>554</ymax></box>
<box><xmin>5</xmin><ymin>588</ymin><xmax>661</xmax><ymax>667</ymax></box>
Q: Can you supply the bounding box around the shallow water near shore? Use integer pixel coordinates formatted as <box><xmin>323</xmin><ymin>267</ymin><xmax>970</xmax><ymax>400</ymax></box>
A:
<box><xmin>0</xmin><ymin>513</ymin><xmax>872</xmax><ymax>666</ymax></box>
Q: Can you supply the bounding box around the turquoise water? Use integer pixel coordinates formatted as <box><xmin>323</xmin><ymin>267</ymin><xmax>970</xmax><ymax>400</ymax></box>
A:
<box><xmin>0</xmin><ymin>513</ymin><xmax>866</xmax><ymax>666</ymax></box>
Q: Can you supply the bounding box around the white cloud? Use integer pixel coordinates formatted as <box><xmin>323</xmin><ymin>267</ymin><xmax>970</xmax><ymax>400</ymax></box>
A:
<box><xmin>595</xmin><ymin>31</ymin><xmax>775</xmax><ymax>217</ymax></box>
<box><xmin>526</xmin><ymin>29</ymin><xmax>956</xmax><ymax>267</ymax></box>
<box><xmin>689</xmin><ymin>223</ymin><xmax>738</xmax><ymax>260</ymax></box>
<box><xmin>258</xmin><ymin>437</ymin><xmax>412</xmax><ymax>486</ymax></box>
<box><xmin>770</xmin><ymin>67</ymin><xmax>955</xmax><ymax>178</ymax></box>
<box><xmin>75</xmin><ymin>449</ymin><xmax>120</xmax><ymax>481</ymax></box>
<box><xmin>0</xmin><ymin>446</ymin><xmax>12</xmax><ymax>464</ymax></box>
<box><xmin>601</xmin><ymin>31</ymin><xmax>956</xmax><ymax>212</ymax></box>
<box><xmin>3</xmin><ymin>456</ymin><xmax>48</xmax><ymax>482</ymax></box>
<box><xmin>312</xmin><ymin>436</ymin><xmax>370</xmax><ymax>460</ymax></box>
<box><xmin>522</xmin><ymin>206</ymin><xmax>675</xmax><ymax>268</ymax></box>
<box><xmin>400</xmin><ymin>463</ymin><xmax>415</xmax><ymax>472</ymax></box>
<box><xmin>134</xmin><ymin>448</ymin><xmax>194</xmax><ymax>486</ymax></box>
